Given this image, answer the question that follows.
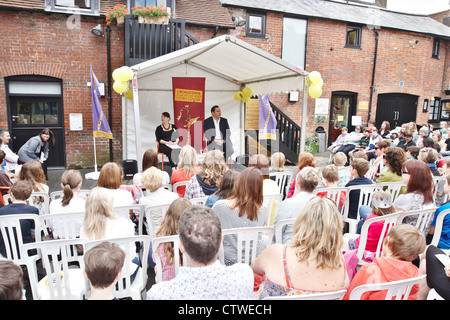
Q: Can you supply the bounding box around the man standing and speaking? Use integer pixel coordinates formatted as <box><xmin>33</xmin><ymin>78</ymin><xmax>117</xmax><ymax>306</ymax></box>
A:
<box><xmin>203</xmin><ymin>105</ymin><xmax>234</xmax><ymax>161</ymax></box>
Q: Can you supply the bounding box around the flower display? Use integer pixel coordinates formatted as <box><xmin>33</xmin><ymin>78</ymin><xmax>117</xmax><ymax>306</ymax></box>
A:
<box><xmin>105</xmin><ymin>4</ymin><xmax>129</xmax><ymax>26</ymax></box>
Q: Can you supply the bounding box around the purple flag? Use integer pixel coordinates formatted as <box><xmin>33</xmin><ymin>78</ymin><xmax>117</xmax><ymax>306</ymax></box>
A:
<box><xmin>259</xmin><ymin>94</ymin><xmax>277</xmax><ymax>140</ymax></box>
<box><xmin>90</xmin><ymin>64</ymin><xmax>113</xmax><ymax>139</ymax></box>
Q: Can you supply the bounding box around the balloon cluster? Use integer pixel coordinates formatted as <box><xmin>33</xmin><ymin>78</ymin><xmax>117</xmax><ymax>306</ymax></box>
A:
<box><xmin>234</xmin><ymin>87</ymin><xmax>252</xmax><ymax>103</ymax></box>
<box><xmin>112</xmin><ymin>66</ymin><xmax>134</xmax><ymax>99</ymax></box>
<box><xmin>307</xmin><ymin>71</ymin><xmax>323</xmax><ymax>99</ymax></box>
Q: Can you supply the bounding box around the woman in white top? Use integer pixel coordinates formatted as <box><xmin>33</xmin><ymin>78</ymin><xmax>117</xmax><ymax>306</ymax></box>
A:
<box><xmin>133</xmin><ymin>149</ymin><xmax>170</xmax><ymax>186</ymax></box>
<box><xmin>49</xmin><ymin>170</ymin><xmax>86</xmax><ymax>238</ymax></box>
<box><xmin>97</xmin><ymin>162</ymin><xmax>134</xmax><ymax>207</ymax></box>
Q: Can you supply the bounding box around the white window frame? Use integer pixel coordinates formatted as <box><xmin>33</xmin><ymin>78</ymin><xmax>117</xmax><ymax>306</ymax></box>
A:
<box><xmin>44</xmin><ymin>0</ymin><xmax>100</xmax><ymax>16</ymax></box>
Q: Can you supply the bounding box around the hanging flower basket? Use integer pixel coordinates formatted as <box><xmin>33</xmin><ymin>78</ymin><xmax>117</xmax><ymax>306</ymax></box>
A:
<box><xmin>132</xmin><ymin>4</ymin><xmax>170</xmax><ymax>24</ymax></box>
<box><xmin>105</xmin><ymin>4</ymin><xmax>129</xmax><ymax>26</ymax></box>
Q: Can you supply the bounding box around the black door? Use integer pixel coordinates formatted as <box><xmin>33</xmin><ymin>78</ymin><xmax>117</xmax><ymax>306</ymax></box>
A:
<box><xmin>8</xmin><ymin>96</ymin><xmax>65</xmax><ymax>168</ymax></box>
<box><xmin>328</xmin><ymin>92</ymin><xmax>357</xmax><ymax>146</ymax></box>
<box><xmin>375</xmin><ymin>93</ymin><xmax>418</xmax><ymax>129</ymax></box>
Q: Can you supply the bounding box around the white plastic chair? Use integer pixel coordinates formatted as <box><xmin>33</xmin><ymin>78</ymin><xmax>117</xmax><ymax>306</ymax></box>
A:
<box><xmin>113</xmin><ymin>204</ymin><xmax>143</xmax><ymax>235</ymax></box>
<box><xmin>338</xmin><ymin>167</ymin><xmax>352</xmax><ymax>186</ymax></box>
<box><xmin>4</xmin><ymin>192</ymin><xmax>51</xmax><ymax>216</ymax></box>
<box><xmin>430</xmin><ymin>208</ymin><xmax>450</xmax><ymax>255</ymax></box>
<box><xmin>269</xmin><ymin>171</ymin><xmax>293</xmax><ymax>200</ymax></box>
<box><xmin>0</xmin><ymin>213</ymin><xmax>48</xmax><ymax>266</ymax></box>
<box><xmin>21</xmin><ymin>238</ymin><xmax>88</xmax><ymax>300</ymax></box>
<box><xmin>219</xmin><ymin>226</ymin><xmax>274</xmax><ymax>266</ymax></box>
<box><xmin>152</xmin><ymin>234</ymin><xmax>187</xmax><ymax>283</ymax></box>
<box><xmin>264</xmin><ymin>289</ymin><xmax>347</xmax><ymax>300</ymax></box>
<box><xmin>84</xmin><ymin>235</ymin><xmax>151</xmax><ymax>300</ymax></box>
<box><xmin>162</xmin><ymin>184</ymin><xmax>172</xmax><ymax>192</ymax></box>
<box><xmin>433</xmin><ymin>175</ymin><xmax>448</xmax><ymax>204</ymax></box>
<box><xmin>263</xmin><ymin>194</ymin><xmax>282</xmax><ymax>227</ymax></box>
<box><xmin>189</xmin><ymin>196</ymin><xmax>209</xmax><ymax>206</ymax></box>
<box><xmin>355</xmin><ymin>211</ymin><xmax>402</xmax><ymax>267</ymax></box>
<box><xmin>172</xmin><ymin>181</ymin><xmax>189</xmax><ymax>195</ymax></box>
<box><xmin>142</xmin><ymin>203</ymin><xmax>171</xmax><ymax>239</ymax></box>
<box><xmin>397</xmin><ymin>206</ymin><xmax>438</xmax><ymax>236</ymax></box>
<box><xmin>40</xmin><ymin>211</ymin><xmax>85</xmax><ymax>239</ymax></box>
<box><xmin>49</xmin><ymin>189</ymin><xmax>91</xmax><ymax>201</ymax></box>
<box><xmin>313</xmin><ymin>187</ymin><xmax>350</xmax><ymax>216</ymax></box>
<box><xmin>274</xmin><ymin>218</ymin><xmax>296</xmax><ymax>244</ymax></box>
<box><xmin>348</xmin><ymin>274</ymin><xmax>426</xmax><ymax>300</ymax></box>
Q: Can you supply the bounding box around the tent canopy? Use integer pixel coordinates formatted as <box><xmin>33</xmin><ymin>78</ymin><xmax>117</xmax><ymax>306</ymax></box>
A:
<box><xmin>126</xmin><ymin>35</ymin><xmax>308</xmax><ymax>168</ymax></box>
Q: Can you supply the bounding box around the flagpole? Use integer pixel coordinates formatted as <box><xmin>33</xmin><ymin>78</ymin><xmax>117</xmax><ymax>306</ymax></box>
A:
<box><xmin>93</xmin><ymin>136</ymin><xmax>98</xmax><ymax>173</ymax></box>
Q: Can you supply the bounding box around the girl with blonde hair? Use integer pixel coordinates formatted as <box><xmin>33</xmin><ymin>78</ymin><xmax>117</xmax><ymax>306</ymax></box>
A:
<box><xmin>171</xmin><ymin>145</ymin><xmax>199</xmax><ymax>197</ymax></box>
<box><xmin>184</xmin><ymin>150</ymin><xmax>228</xmax><ymax>199</ymax></box>
<box><xmin>252</xmin><ymin>196</ymin><xmax>348</xmax><ymax>299</ymax></box>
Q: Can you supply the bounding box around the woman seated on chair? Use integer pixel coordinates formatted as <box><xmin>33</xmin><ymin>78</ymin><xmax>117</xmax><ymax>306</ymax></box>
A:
<box><xmin>139</xmin><ymin>167</ymin><xmax>179</xmax><ymax>208</ymax></box>
<box><xmin>205</xmin><ymin>169</ymin><xmax>238</xmax><ymax>208</ymax></box>
<box><xmin>97</xmin><ymin>162</ymin><xmax>134</xmax><ymax>207</ymax></box>
<box><xmin>133</xmin><ymin>149</ymin><xmax>170</xmax><ymax>187</ymax></box>
<box><xmin>18</xmin><ymin>161</ymin><xmax>48</xmax><ymax>195</ymax></box>
<box><xmin>252</xmin><ymin>196</ymin><xmax>349</xmax><ymax>299</ymax></box>
<box><xmin>212</xmin><ymin>167</ymin><xmax>267</xmax><ymax>266</ymax></box>
<box><xmin>184</xmin><ymin>150</ymin><xmax>227</xmax><ymax>200</ymax></box>
<box><xmin>171</xmin><ymin>145</ymin><xmax>200</xmax><ymax>198</ymax></box>
<box><xmin>155</xmin><ymin>112</ymin><xmax>180</xmax><ymax>170</ymax></box>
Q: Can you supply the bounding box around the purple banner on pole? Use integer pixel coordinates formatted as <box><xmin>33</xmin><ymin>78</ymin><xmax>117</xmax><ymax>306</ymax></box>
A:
<box><xmin>259</xmin><ymin>94</ymin><xmax>277</xmax><ymax>140</ymax></box>
<box><xmin>90</xmin><ymin>64</ymin><xmax>113</xmax><ymax>139</ymax></box>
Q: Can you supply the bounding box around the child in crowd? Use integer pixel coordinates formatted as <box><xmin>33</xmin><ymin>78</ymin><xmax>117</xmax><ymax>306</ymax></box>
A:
<box><xmin>345</xmin><ymin>158</ymin><xmax>373</xmax><ymax>222</ymax></box>
<box><xmin>328</xmin><ymin>127</ymin><xmax>348</xmax><ymax>154</ymax></box>
<box><xmin>428</xmin><ymin>174</ymin><xmax>450</xmax><ymax>248</ymax></box>
<box><xmin>343</xmin><ymin>224</ymin><xmax>426</xmax><ymax>300</ymax></box>
<box><xmin>333</xmin><ymin>152</ymin><xmax>348</xmax><ymax>187</ymax></box>
<box><xmin>406</xmin><ymin>146</ymin><xmax>420</xmax><ymax>161</ymax></box>
<box><xmin>343</xmin><ymin>191</ymin><xmax>395</xmax><ymax>255</ymax></box>
<box><xmin>440</xmin><ymin>121</ymin><xmax>448</xmax><ymax>136</ymax></box>
<box><xmin>0</xmin><ymin>260</ymin><xmax>24</xmax><ymax>300</ymax></box>
<box><xmin>349</xmin><ymin>127</ymin><xmax>370</xmax><ymax>159</ymax></box>
<box><xmin>270</xmin><ymin>152</ymin><xmax>286</xmax><ymax>173</ymax></box>
<box><xmin>317</xmin><ymin>165</ymin><xmax>346</xmax><ymax>210</ymax></box>
<box><xmin>83</xmin><ymin>241</ymin><xmax>128</xmax><ymax>300</ymax></box>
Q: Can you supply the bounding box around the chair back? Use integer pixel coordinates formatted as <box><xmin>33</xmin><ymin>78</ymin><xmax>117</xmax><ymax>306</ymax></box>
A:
<box><xmin>189</xmin><ymin>196</ymin><xmax>209</xmax><ymax>206</ymax></box>
<box><xmin>275</xmin><ymin>218</ymin><xmax>296</xmax><ymax>244</ymax></box>
<box><xmin>122</xmin><ymin>159</ymin><xmax>138</xmax><ymax>180</ymax></box>
<box><xmin>84</xmin><ymin>235</ymin><xmax>151</xmax><ymax>300</ymax></box>
<box><xmin>0</xmin><ymin>186</ymin><xmax>10</xmax><ymax>206</ymax></box>
<box><xmin>338</xmin><ymin>167</ymin><xmax>352</xmax><ymax>186</ymax></box>
<box><xmin>152</xmin><ymin>234</ymin><xmax>186</xmax><ymax>283</ymax></box>
<box><xmin>143</xmin><ymin>203</ymin><xmax>171</xmax><ymax>239</ymax></box>
<box><xmin>433</xmin><ymin>175</ymin><xmax>448</xmax><ymax>204</ymax></box>
<box><xmin>348</xmin><ymin>274</ymin><xmax>426</xmax><ymax>300</ymax></box>
<box><xmin>40</xmin><ymin>211</ymin><xmax>85</xmax><ymax>239</ymax></box>
<box><xmin>356</xmin><ymin>211</ymin><xmax>402</xmax><ymax>267</ymax></box>
<box><xmin>397</xmin><ymin>206</ymin><xmax>438</xmax><ymax>235</ymax></box>
<box><xmin>21</xmin><ymin>238</ymin><xmax>87</xmax><ymax>300</ymax></box>
<box><xmin>4</xmin><ymin>192</ymin><xmax>51</xmax><ymax>215</ymax></box>
<box><xmin>430</xmin><ymin>208</ymin><xmax>450</xmax><ymax>252</ymax></box>
<box><xmin>219</xmin><ymin>226</ymin><xmax>274</xmax><ymax>266</ymax></box>
<box><xmin>113</xmin><ymin>204</ymin><xmax>142</xmax><ymax>234</ymax></box>
<box><xmin>172</xmin><ymin>181</ymin><xmax>189</xmax><ymax>196</ymax></box>
<box><xmin>0</xmin><ymin>213</ymin><xmax>47</xmax><ymax>266</ymax></box>
<box><xmin>50</xmin><ymin>189</ymin><xmax>91</xmax><ymax>201</ymax></box>
<box><xmin>263</xmin><ymin>194</ymin><xmax>282</xmax><ymax>227</ymax></box>
<box><xmin>269</xmin><ymin>171</ymin><xmax>293</xmax><ymax>199</ymax></box>
<box><xmin>264</xmin><ymin>289</ymin><xmax>347</xmax><ymax>300</ymax></box>
<box><xmin>313</xmin><ymin>187</ymin><xmax>350</xmax><ymax>216</ymax></box>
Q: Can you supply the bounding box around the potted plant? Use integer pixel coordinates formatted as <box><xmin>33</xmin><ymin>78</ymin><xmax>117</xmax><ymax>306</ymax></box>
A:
<box><xmin>105</xmin><ymin>4</ymin><xmax>129</xmax><ymax>26</ymax></box>
<box><xmin>147</xmin><ymin>4</ymin><xmax>170</xmax><ymax>24</ymax></box>
<box><xmin>131</xmin><ymin>5</ymin><xmax>147</xmax><ymax>24</ymax></box>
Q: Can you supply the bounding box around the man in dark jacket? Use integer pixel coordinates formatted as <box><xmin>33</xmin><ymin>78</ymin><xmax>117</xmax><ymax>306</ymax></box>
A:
<box><xmin>203</xmin><ymin>105</ymin><xmax>234</xmax><ymax>161</ymax></box>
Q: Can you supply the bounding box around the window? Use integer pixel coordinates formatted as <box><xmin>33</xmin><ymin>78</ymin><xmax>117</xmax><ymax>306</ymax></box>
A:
<box><xmin>441</xmin><ymin>100</ymin><xmax>450</xmax><ymax>121</ymax></box>
<box><xmin>282</xmin><ymin>17</ymin><xmax>307</xmax><ymax>70</ymax></box>
<box><xmin>131</xmin><ymin>0</ymin><xmax>172</xmax><ymax>8</ymax></box>
<box><xmin>246</xmin><ymin>12</ymin><xmax>266</xmax><ymax>38</ymax></box>
<box><xmin>44</xmin><ymin>0</ymin><xmax>100</xmax><ymax>15</ymax></box>
<box><xmin>346</xmin><ymin>25</ymin><xmax>361</xmax><ymax>48</ymax></box>
<box><xmin>432</xmin><ymin>38</ymin><xmax>440</xmax><ymax>59</ymax></box>
<box><xmin>429</xmin><ymin>97</ymin><xmax>441</xmax><ymax>122</ymax></box>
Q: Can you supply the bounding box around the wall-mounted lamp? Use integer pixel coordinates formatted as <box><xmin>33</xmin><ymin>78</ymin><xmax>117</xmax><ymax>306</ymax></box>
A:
<box><xmin>90</xmin><ymin>24</ymin><xmax>104</xmax><ymax>37</ymax></box>
<box><xmin>232</xmin><ymin>16</ymin><xmax>246</xmax><ymax>27</ymax></box>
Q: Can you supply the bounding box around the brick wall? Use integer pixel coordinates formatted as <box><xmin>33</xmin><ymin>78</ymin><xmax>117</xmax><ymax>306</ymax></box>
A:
<box><xmin>0</xmin><ymin>10</ymin><xmax>125</xmax><ymax>168</ymax></box>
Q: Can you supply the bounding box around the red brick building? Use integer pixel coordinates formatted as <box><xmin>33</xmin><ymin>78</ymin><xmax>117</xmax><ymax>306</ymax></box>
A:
<box><xmin>1</xmin><ymin>0</ymin><xmax>450</xmax><ymax>168</ymax></box>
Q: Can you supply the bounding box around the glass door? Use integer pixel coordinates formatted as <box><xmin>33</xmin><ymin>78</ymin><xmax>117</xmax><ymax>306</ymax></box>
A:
<box><xmin>328</xmin><ymin>92</ymin><xmax>357</xmax><ymax>146</ymax></box>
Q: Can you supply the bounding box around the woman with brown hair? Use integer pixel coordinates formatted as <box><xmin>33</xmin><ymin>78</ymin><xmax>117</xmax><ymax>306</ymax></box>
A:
<box><xmin>97</xmin><ymin>162</ymin><xmax>134</xmax><ymax>207</ymax></box>
<box><xmin>287</xmin><ymin>152</ymin><xmax>316</xmax><ymax>198</ymax></box>
<box><xmin>133</xmin><ymin>149</ymin><xmax>170</xmax><ymax>186</ymax></box>
<box><xmin>212</xmin><ymin>167</ymin><xmax>267</xmax><ymax>265</ymax></box>
<box><xmin>18</xmin><ymin>160</ymin><xmax>48</xmax><ymax>194</ymax></box>
<box><xmin>376</xmin><ymin>146</ymin><xmax>406</xmax><ymax>187</ymax></box>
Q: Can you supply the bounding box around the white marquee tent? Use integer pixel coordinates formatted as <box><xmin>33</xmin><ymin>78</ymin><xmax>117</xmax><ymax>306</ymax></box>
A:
<box><xmin>123</xmin><ymin>35</ymin><xmax>309</xmax><ymax>169</ymax></box>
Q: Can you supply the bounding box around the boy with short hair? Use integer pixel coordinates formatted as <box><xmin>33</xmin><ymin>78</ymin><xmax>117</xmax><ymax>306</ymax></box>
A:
<box><xmin>0</xmin><ymin>181</ymin><xmax>39</xmax><ymax>258</ymax></box>
<box><xmin>345</xmin><ymin>158</ymin><xmax>373</xmax><ymax>220</ymax></box>
<box><xmin>317</xmin><ymin>165</ymin><xmax>346</xmax><ymax>209</ymax></box>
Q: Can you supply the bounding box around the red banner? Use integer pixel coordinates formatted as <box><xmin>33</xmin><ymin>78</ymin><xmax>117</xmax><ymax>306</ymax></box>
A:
<box><xmin>172</xmin><ymin>77</ymin><xmax>206</xmax><ymax>153</ymax></box>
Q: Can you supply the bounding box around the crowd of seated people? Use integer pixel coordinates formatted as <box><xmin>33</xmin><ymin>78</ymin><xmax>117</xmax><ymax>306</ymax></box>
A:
<box><xmin>1</xmin><ymin>120</ymin><xmax>450</xmax><ymax>301</ymax></box>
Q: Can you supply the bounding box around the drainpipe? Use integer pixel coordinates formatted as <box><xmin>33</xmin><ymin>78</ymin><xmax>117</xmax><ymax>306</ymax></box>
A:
<box><xmin>368</xmin><ymin>28</ymin><xmax>379</xmax><ymax>122</ymax></box>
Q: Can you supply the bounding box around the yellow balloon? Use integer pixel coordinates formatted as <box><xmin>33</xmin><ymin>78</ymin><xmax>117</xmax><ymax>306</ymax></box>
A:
<box><xmin>117</xmin><ymin>66</ymin><xmax>134</xmax><ymax>82</ymax></box>
<box><xmin>124</xmin><ymin>89</ymin><xmax>133</xmax><ymax>100</ymax></box>
<box><xmin>242</xmin><ymin>87</ymin><xmax>252</xmax><ymax>99</ymax></box>
<box><xmin>112</xmin><ymin>68</ymin><xmax>121</xmax><ymax>81</ymax></box>
<box><xmin>234</xmin><ymin>91</ymin><xmax>243</xmax><ymax>100</ymax></box>
<box><xmin>309</xmin><ymin>84</ymin><xmax>322</xmax><ymax>99</ymax></box>
<box><xmin>113</xmin><ymin>80</ymin><xmax>128</xmax><ymax>94</ymax></box>
<box><xmin>243</xmin><ymin>96</ymin><xmax>251</xmax><ymax>103</ymax></box>
<box><xmin>308</xmin><ymin>71</ymin><xmax>322</xmax><ymax>85</ymax></box>
<box><xmin>318</xmin><ymin>78</ymin><xmax>323</xmax><ymax>87</ymax></box>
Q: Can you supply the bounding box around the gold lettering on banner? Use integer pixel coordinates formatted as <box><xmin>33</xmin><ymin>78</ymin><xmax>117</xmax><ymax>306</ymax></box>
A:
<box><xmin>174</xmin><ymin>89</ymin><xmax>203</xmax><ymax>103</ymax></box>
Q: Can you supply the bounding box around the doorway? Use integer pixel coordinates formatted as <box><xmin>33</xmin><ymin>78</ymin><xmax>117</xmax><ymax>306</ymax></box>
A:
<box><xmin>328</xmin><ymin>91</ymin><xmax>357</xmax><ymax>146</ymax></box>
<box><xmin>5</xmin><ymin>76</ymin><xmax>66</xmax><ymax>168</ymax></box>
<box><xmin>375</xmin><ymin>93</ymin><xmax>418</xmax><ymax>130</ymax></box>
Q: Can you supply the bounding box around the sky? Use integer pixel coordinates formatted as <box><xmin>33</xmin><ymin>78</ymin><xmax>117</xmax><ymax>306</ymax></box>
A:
<box><xmin>386</xmin><ymin>0</ymin><xmax>449</xmax><ymax>15</ymax></box>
